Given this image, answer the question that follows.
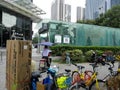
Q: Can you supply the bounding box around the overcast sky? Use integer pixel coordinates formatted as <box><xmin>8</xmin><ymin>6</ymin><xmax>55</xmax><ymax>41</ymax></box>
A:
<box><xmin>33</xmin><ymin>0</ymin><xmax>86</xmax><ymax>34</ymax></box>
<box><xmin>33</xmin><ymin>0</ymin><xmax>86</xmax><ymax>22</ymax></box>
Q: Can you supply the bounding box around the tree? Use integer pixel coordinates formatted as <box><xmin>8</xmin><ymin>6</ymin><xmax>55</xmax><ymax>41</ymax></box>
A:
<box><xmin>77</xmin><ymin>5</ymin><xmax>120</xmax><ymax>28</ymax></box>
<box><xmin>95</xmin><ymin>5</ymin><xmax>120</xmax><ymax>28</ymax></box>
<box><xmin>32</xmin><ymin>33</ymin><xmax>39</xmax><ymax>44</ymax></box>
<box><xmin>77</xmin><ymin>20</ymin><xmax>95</xmax><ymax>25</ymax></box>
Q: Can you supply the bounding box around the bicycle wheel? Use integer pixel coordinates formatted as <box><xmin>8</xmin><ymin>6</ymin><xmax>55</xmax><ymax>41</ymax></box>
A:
<box><xmin>89</xmin><ymin>79</ymin><xmax>107</xmax><ymax>90</ymax></box>
<box><xmin>70</xmin><ymin>84</ymin><xmax>87</xmax><ymax>90</ymax></box>
<box><xmin>72</xmin><ymin>71</ymin><xmax>81</xmax><ymax>84</ymax></box>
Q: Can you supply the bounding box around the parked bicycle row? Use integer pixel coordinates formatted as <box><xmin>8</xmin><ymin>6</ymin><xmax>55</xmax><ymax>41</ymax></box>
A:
<box><xmin>31</xmin><ymin>57</ymin><xmax>120</xmax><ymax>90</ymax></box>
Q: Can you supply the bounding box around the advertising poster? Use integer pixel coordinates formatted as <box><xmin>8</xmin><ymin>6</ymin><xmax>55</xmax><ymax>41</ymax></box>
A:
<box><xmin>55</xmin><ymin>35</ymin><xmax>62</xmax><ymax>43</ymax></box>
<box><xmin>63</xmin><ymin>35</ymin><xmax>70</xmax><ymax>44</ymax></box>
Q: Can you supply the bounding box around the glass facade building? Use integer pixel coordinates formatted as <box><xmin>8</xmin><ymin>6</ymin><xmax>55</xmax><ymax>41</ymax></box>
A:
<box><xmin>85</xmin><ymin>0</ymin><xmax>120</xmax><ymax>20</ymax></box>
<box><xmin>0</xmin><ymin>0</ymin><xmax>44</xmax><ymax>47</ymax></box>
<box><xmin>0</xmin><ymin>5</ymin><xmax>32</xmax><ymax>47</ymax></box>
<box><xmin>111</xmin><ymin>0</ymin><xmax>120</xmax><ymax>7</ymax></box>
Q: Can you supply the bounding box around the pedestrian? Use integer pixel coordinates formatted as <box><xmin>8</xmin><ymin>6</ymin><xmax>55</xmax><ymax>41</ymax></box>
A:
<box><xmin>66</xmin><ymin>52</ymin><xmax>71</xmax><ymax>65</ymax></box>
<box><xmin>42</xmin><ymin>45</ymin><xmax>52</xmax><ymax>67</ymax></box>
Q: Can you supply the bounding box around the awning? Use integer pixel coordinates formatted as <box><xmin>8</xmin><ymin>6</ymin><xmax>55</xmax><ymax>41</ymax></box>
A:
<box><xmin>0</xmin><ymin>0</ymin><xmax>46</xmax><ymax>23</ymax></box>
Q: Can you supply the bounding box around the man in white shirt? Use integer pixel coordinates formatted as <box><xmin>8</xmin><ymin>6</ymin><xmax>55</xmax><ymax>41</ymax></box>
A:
<box><xmin>42</xmin><ymin>45</ymin><xmax>52</xmax><ymax>67</ymax></box>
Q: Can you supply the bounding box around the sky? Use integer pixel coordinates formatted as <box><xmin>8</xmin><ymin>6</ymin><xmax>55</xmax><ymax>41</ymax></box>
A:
<box><xmin>33</xmin><ymin>0</ymin><xmax>86</xmax><ymax>22</ymax></box>
<box><xmin>33</xmin><ymin>0</ymin><xmax>86</xmax><ymax>34</ymax></box>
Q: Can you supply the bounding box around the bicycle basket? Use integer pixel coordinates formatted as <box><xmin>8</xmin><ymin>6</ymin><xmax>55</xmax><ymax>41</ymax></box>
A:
<box><xmin>57</xmin><ymin>76</ymin><xmax>71</xmax><ymax>89</ymax></box>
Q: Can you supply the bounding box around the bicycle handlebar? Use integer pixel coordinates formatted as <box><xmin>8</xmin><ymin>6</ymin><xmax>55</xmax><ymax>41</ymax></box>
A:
<box><xmin>72</xmin><ymin>62</ymin><xmax>85</xmax><ymax>70</ymax></box>
<box><xmin>71</xmin><ymin>62</ymin><xmax>77</xmax><ymax>66</ymax></box>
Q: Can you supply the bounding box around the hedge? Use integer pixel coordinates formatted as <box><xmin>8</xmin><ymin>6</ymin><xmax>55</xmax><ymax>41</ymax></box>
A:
<box><xmin>50</xmin><ymin>45</ymin><xmax>120</xmax><ymax>56</ymax></box>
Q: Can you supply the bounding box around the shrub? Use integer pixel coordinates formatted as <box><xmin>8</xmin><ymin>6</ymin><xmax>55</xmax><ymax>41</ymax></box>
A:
<box><xmin>85</xmin><ymin>50</ymin><xmax>104</xmax><ymax>62</ymax></box>
<box><xmin>115</xmin><ymin>51</ymin><xmax>120</xmax><ymax>61</ymax></box>
<box><xmin>62</xmin><ymin>49</ymin><xmax>83</xmax><ymax>62</ymax></box>
<box><xmin>85</xmin><ymin>50</ymin><xmax>94</xmax><ymax>62</ymax></box>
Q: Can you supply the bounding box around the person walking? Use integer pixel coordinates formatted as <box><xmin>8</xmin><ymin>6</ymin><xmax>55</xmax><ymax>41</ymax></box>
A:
<box><xmin>42</xmin><ymin>45</ymin><xmax>52</xmax><ymax>67</ymax></box>
<box><xmin>66</xmin><ymin>52</ymin><xmax>71</xmax><ymax>65</ymax></box>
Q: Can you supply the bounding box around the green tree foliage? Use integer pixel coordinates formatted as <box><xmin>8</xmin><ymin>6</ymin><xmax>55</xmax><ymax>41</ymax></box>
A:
<box><xmin>32</xmin><ymin>33</ymin><xmax>39</xmax><ymax>44</ymax></box>
<box><xmin>77</xmin><ymin>20</ymin><xmax>95</xmax><ymax>25</ymax></box>
<box><xmin>77</xmin><ymin>5</ymin><xmax>120</xmax><ymax>28</ymax></box>
<box><xmin>95</xmin><ymin>5</ymin><xmax>120</xmax><ymax>28</ymax></box>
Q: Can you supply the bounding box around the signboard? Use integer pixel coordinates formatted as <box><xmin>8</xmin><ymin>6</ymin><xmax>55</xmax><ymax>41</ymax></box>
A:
<box><xmin>55</xmin><ymin>35</ymin><xmax>62</xmax><ymax>43</ymax></box>
<box><xmin>63</xmin><ymin>35</ymin><xmax>70</xmax><ymax>44</ymax></box>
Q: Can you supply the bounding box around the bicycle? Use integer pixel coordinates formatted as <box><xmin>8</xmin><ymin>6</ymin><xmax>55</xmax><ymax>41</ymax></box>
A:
<box><xmin>70</xmin><ymin>63</ymin><xmax>92</xmax><ymax>89</ymax></box>
<box><xmin>70</xmin><ymin>62</ymin><xmax>108</xmax><ymax>90</ymax></box>
<box><xmin>100</xmin><ymin>61</ymin><xmax>120</xmax><ymax>90</ymax></box>
<box><xmin>43</xmin><ymin>65</ymin><xmax>88</xmax><ymax>90</ymax></box>
<box><xmin>39</xmin><ymin>65</ymin><xmax>75</xmax><ymax>90</ymax></box>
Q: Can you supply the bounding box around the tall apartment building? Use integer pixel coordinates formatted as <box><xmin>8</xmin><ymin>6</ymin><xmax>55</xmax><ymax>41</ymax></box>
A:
<box><xmin>64</xmin><ymin>4</ymin><xmax>71</xmax><ymax>22</ymax></box>
<box><xmin>106</xmin><ymin>0</ymin><xmax>120</xmax><ymax>10</ymax></box>
<box><xmin>111</xmin><ymin>0</ymin><xmax>120</xmax><ymax>7</ymax></box>
<box><xmin>85</xmin><ymin>0</ymin><xmax>106</xmax><ymax>20</ymax></box>
<box><xmin>76</xmin><ymin>7</ymin><xmax>85</xmax><ymax>21</ymax></box>
<box><xmin>51</xmin><ymin>0</ymin><xmax>71</xmax><ymax>22</ymax></box>
<box><xmin>51</xmin><ymin>0</ymin><xmax>65</xmax><ymax>21</ymax></box>
<box><xmin>85</xmin><ymin>0</ymin><xmax>120</xmax><ymax>20</ymax></box>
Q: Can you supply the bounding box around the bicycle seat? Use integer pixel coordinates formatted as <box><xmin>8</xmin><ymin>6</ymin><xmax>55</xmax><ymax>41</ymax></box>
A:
<box><xmin>72</xmin><ymin>63</ymin><xmax>85</xmax><ymax>69</ymax></box>
<box><xmin>78</xmin><ymin>65</ymin><xmax>85</xmax><ymax>69</ymax></box>
<box><xmin>31</xmin><ymin>71</ymin><xmax>41</xmax><ymax>78</ymax></box>
<box><xmin>65</xmin><ymin>69</ymin><xmax>71</xmax><ymax>73</ymax></box>
<box><xmin>89</xmin><ymin>63</ymin><xmax>98</xmax><ymax>68</ymax></box>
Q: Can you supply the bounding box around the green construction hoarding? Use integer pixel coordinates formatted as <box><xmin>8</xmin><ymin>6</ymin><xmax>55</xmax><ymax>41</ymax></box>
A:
<box><xmin>36</xmin><ymin>20</ymin><xmax>120</xmax><ymax>46</ymax></box>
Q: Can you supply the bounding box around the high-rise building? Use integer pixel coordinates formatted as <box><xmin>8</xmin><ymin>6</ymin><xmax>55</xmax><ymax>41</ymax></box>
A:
<box><xmin>51</xmin><ymin>0</ymin><xmax>71</xmax><ymax>22</ymax></box>
<box><xmin>85</xmin><ymin>0</ymin><xmax>120</xmax><ymax>20</ymax></box>
<box><xmin>51</xmin><ymin>0</ymin><xmax>65</xmax><ymax>21</ymax></box>
<box><xmin>77</xmin><ymin>7</ymin><xmax>85</xmax><ymax>21</ymax></box>
<box><xmin>111</xmin><ymin>0</ymin><xmax>120</xmax><ymax>6</ymax></box>
<box><xmin>64</xmin><ymin>4</ymin><xmax>71</xmax><ymax>22</ymax></box>
<box><xmin>106</xmin><ymin>0</ymin><xmax>120</xmax><ymax>10</ymax></box>
<box><xmin>85</xmin><ymin>0</ymin><xmax>106</xmax><ymax>20</ymax></box>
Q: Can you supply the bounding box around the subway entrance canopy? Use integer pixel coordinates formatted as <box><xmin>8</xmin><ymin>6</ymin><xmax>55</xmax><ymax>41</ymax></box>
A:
<box><xmin>0</xmin><ymin>0</ymin><xmax>46</xmax><ymax>23</ymax></box>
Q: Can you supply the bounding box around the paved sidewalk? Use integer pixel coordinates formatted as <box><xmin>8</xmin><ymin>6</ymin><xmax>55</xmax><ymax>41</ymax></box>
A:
<box><xmin>0</xmin><ymin>48</ymin><xmax>6</xmax><ymax>90</ymax></box>
<box><xmin>0</xmin><ymin>48</ymin><xmax>119</xmax><ymax>90</ymax></box>
<box><xmin>0</xmin><ymin>48</ymin><xmax>62</xmax><ymax>90</ymax></box>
